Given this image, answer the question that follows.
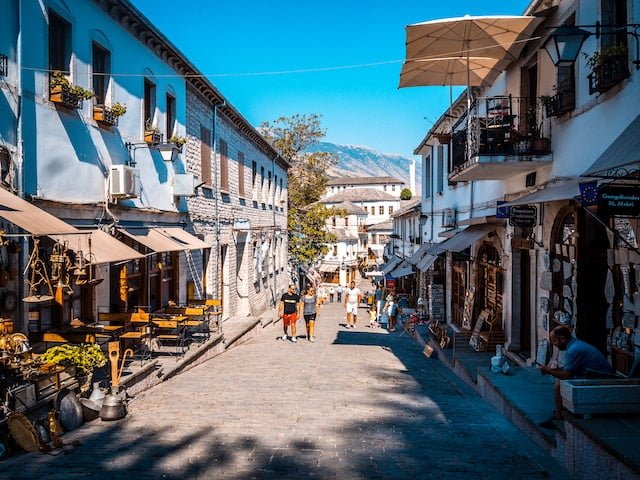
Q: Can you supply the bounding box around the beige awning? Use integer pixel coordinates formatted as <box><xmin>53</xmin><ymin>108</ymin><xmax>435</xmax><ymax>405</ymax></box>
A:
<box><xmin>405</xmin><ymin>15</ymin><xmax>544</xmax><ymax>64</ymax></box>
<box><xmin>119</xmin><ymin>228</ymin><xmax>187</xmax><ymax>253</ymax></box>
<box><xmin>49</xmin><ymin>230</ymin><xmax>145</xmax><ymax>265</ymax></box>
<box><xmin>502</xmin><ymin>178</ymin><xmax>586</xmax><ymax>207</ymax></box>
<box><xmin>0</xmin><ymin>188</ymin><xmax>78</xmax><ymax>235</ymax></box>
<box><xmin>435</xmin><ymin>224</ymin><xmax>495</xmax><ymax>253</ymax></box>
<box><xmin>318</xmin><ymin>264</ymin><xmax>338</xmax><ymax>273</ymax></box>
<box><xmin>155</xmin><ymin>228</ymin><xmax>210</xmax><ymax>250</ymax></box>
<box><xmin>400</xmin><ymin>56</ymin><xmax>505</xmax><ymax>88</ymax></box>
<box><xmin>408</xmin><ymin>244</ymin><xmax>431</xmax><ymax>265</ymax></box>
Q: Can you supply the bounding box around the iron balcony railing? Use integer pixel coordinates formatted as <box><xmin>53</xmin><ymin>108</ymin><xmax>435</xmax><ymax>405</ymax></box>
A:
<box><xmin>450</xmin><ymin>95</ymin><xmax>552</xmax><ymax>175</ymax></box>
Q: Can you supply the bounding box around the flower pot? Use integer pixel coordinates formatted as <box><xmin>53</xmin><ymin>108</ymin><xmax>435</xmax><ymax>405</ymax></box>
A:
<box><xmin>144</xmin><ymin>130</ymin><xmax>162</xmax><ymax>145</ymax></box>
<box><xmin>533</xmin><ymin>137</ymin><xmax>550</xmax><ymax>154</ymax></box>
<box><xmin>93</xmin><ymin>105</ymin><xmax>118</xmax><ymax>126</ymax></box>
<box><xmin>50</xmin><ymin>85</ymin><xmax>82</xmax><ymax>109</ymax></box>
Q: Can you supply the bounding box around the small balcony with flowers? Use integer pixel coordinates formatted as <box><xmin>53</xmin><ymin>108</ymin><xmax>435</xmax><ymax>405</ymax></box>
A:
<box><xmin>448</xmin><ymin>95</ymin><xmax>553</xmax><ymax>183</ymax></box>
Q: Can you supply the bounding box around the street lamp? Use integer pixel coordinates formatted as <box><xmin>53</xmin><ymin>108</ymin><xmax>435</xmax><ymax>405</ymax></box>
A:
<box><xmin>544</xmin><ymin>25</ymin><xmax>590</xmax><ymax>65</ymax></box>
<box><xmin>544</xmin><ymin>22</ymin><xmax>640</xmax><ymax>69</ymax></box>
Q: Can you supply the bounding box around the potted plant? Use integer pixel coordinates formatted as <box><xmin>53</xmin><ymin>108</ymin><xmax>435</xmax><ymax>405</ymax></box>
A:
<box><xmin>39</xmin><ymin>343</ymin><xmax>107</xmax><ymax>391</ymax></box>
<box><xmin>49</xmin><ymin>71</ymin><xmax>94</xmax><ymax>109</ymax></box>
<box><xmin>144</xmin><ymin>120</ymin><xmax>162</xmax><ymax>145</ymax></box>
<box><xmin>94</xmin><ymin>102</ymin><xmax>127</xmax><ymax>126</ymax></box>
<box><xmin>169</xmin><ymin>135</ymin><xmax>187</xmax><ymax>151</ymax></box>
<box><xmin>584</xmin><ymin>44</ymin><xmax>630</xmax><ymax>94</ymax></box>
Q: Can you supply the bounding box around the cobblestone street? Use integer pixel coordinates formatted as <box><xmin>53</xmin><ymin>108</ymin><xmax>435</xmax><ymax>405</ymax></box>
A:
<box><xmin>0</xmin><ymin>299</ymin><xmax>568</xmax><ymax>479</ymax></box>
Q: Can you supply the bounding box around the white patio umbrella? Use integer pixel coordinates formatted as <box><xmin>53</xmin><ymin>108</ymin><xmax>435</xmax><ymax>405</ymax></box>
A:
<box><xmin>399</xmin><ymin>56</ymin><xmax>506</xmax><ymax>88</ymax></box>
<box><xmin>401</xmin><ymin>15</ymin><xmax>543</xmax><ymax>151</ymax></box>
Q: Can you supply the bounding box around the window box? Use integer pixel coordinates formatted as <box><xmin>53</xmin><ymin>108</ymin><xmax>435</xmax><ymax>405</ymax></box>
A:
<box><xmin>144</xmin><ymin>130</ymin><xmax>163</xmax><ymax>145</ymax></box>
<box><xmin>93</xmin><ymin>105</ymin><xmax>119</xmax><ymax>126</ymax></box>
<box><xmin>588</xmin><ymin>53</ymin><xmax>630</xmax><ymax>95</ymax></box>
<box><xmin>542</xmin><ymin>91</ymin><xmax>575</xmax><ymax>118</ymax></box>
<box><xmin>50</xmin><ymin>84</ymin><xmax>83</xmax><ymax>109</ymax></box>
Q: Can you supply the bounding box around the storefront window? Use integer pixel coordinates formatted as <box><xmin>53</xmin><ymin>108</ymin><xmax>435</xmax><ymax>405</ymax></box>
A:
<box><xmin>550</xmin><ymin>208</ymin><xmax>577</xmax><ymax>328</ymax></box>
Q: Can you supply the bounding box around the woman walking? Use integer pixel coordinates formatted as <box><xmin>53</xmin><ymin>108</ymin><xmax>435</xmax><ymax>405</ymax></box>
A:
<box><xmin>302</xmin><ymin>285</ymin><xmax>321</xmax><ymax>342</ymax></box>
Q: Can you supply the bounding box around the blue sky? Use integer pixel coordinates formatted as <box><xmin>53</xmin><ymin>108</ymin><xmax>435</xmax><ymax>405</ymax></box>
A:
<box><xmin>130</xmin><ymin>0</ymin><xmax>531</xmax><ymax>158</ymax></box>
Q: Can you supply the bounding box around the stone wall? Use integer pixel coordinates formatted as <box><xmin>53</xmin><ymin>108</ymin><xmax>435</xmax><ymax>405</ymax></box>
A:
<box><xmin>184</xmin><ymin>86</ymin><xmax>288</xmax><ymax>319</ymax></box>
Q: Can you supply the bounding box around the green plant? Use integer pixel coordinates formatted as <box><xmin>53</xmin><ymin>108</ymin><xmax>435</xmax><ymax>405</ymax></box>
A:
<box><xmin>583</xmin><ymin>44</ymin><xmax>628</xmax><ymax>70</ymax></box>
<box><xmin>39</xmin><ymin>343</ymin><xmax>107</xmax><ymax>374</ymax></box>
<box><xmin>109</xmin><ymin>102</ymin><xmax>127</xmax><ymax>117</ymax></box>
<box><xmin>145</xmin><ymin>119</ymin><xmax>159</xmax><ymax>132</ymax></box>
<box><xmin>169</xmin><ymin>135</ymin><xmax>187</xmax><ymax>147</ymax></box>
<box><xmin>400</xmin><ymin>188</ymin><xmax>412</xmax><ymax>200</ymax></box>
<box><xmin>49</xmin><ymin>71</ymin><xmax>94</xmax><ymax>100</ymax></box>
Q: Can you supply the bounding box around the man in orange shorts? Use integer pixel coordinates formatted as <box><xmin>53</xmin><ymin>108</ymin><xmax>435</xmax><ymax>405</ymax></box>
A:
<box><xmin>279</xmin><ymin>284</ymin><xmax>302</xmax><ymax>343</ymax></box>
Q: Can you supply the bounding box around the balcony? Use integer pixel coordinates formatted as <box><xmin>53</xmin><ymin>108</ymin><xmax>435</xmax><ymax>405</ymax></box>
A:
<box><xmin>449</xmin><ymin>96</ymin><xmax>553</xmax><ymax>182</ymax></box>
<box><xmin>543</xmin><ymin>91</ymin><xmax>575</xmax><ymax>118</ymax></box>
<box><xmin>588</xmin><ymin>53</ymin><xmax>630</xmax><ymax>95</ymax></box>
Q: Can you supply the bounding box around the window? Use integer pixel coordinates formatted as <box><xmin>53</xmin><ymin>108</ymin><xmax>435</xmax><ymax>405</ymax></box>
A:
<box><xmin>345</xmin><ymin>217</ymin><xmax>349</xmax><ymax>226</ymax></box>
<box><xmin>379</xmin><ymin>206</ymin><xmax>384</xmax><ymax>215</ymax></box>
<box><xmin>392</xmin><ymin>184</ymin><xmax>396</xmax><ymax>192</ymax></box>
<box><xmin>166</xmin><ymin>94</ymin><xmax>176</xmax><ymax>139</ymax></box>
<box><xmin>384</xmin><ymin>185</ymin><xmax>387</xmax><ymax>191</ymax></box>
<box><xmin>437</xmin><ymin>146</ymin><xmax>444</xmax><ymax>194</ymax></box>
<box><xmin>260</xmin><ymin>166</ymin><xmax>265</xmax><ymax>202</ymax></box>
<box><xmin>238</xmin><ymin>152</ymin><xmax>245</xmax><ymax>197</ymax></box>
<box><xmin>143</xmin><ymin>79</ymin><xmax>156</xmax><ymax>128</ymax></box>
<box><xmin>251</xmin><ymin>161</ymin><xmax>257</xmax><ymax>188</ymax></box>
<box><xmin>332</xmin><ymin>216</ymin><xmax>336</xmax><ymax>226</ymax></box>
<box><xmin>92</xmin><ymin>42</ymin><xmax>110</xmax><ymax>105</ymax></box>
<box><xmin>333</xmin><ymin>245</ymin><xmax>338</xmax><ymax>256</ymax></box>
<box><xmin>200</xmin><ymin>126</ymin><xmax>211</xmax><ymax>186</ymax></box>
<box><xmin>424</xmin><ymin>154</ymin><xmax>432</xmax><ymax>198</ymax></box>
<box><xmin>363</xmin><ymin>206</ymin><xmax>368</xmax><ymax>213</ymax></box>
<box><xmin>219</xmin><ymin>139</ymin><xmax>229</xmax><ymax>191</ymax></box>
<box><xmin>268</xmin><ymin>171</ymin><xmax>272</xmax><ymax>201</ymax></box>
<box><xmin>48</xmin><ymin>11</ymin><xmax>71</xmax><ymax>73</ymax></box>
<box><xmin>601</xmin><ymin>0</ymin><xmax>628</xmax><ymax>51</ymax></box>
<box><xmin>389</xmin><ymin>206</ymin><xmax>394</xmax><ymax>215</ymax></box>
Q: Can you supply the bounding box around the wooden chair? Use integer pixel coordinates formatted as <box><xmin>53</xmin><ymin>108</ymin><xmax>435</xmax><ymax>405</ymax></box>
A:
<box><xmin>152</xmin><ymin>319</ymin><xmax>186</xmax><ymax>357</ymax></box>
<box><xmin>205</xmin><ymin>299</ymin><xmax>222</xmax><ymax>334</ymax></box>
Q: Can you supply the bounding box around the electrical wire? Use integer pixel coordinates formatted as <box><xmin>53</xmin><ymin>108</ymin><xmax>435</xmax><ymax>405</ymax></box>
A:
<box><xmin>20</xmin><ymin>36</ymin><xmax>541</xmax><ymax>79</ymax></box>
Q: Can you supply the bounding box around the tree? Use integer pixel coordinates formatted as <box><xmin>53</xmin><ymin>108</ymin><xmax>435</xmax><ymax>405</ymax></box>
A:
<box><xmin>260</xmin><ymin>114</ymin><xmax>338</xmax><ymax>268</ymax></box>
<box><xmin>400</xmin><ymin>188</ymin><xmax>412</xmax><ymax>200</ymax></box>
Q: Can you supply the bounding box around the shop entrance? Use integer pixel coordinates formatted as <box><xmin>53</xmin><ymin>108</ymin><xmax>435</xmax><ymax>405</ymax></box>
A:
<box><xmin>511</xmin><ymin>248</ymin><xmax>531</xmax><ymax>356</ymax></box>
<box><xmin>451</xmin><ymin>257</ymin><xmax>468</xmax><ymax>328</ymax></box>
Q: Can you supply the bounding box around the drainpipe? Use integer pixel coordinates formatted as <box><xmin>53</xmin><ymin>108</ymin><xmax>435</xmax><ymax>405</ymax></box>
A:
<box><xmin>212</xmin><ymin>100</ymin><xmax>225</xmax><ymax>301</ymax></box>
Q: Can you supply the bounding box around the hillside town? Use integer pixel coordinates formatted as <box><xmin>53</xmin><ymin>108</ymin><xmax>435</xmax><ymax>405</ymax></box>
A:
<box><xmin>0</xmin><ymin>0</ymin><xmax>639</xmax><ymax>478</ymax></box>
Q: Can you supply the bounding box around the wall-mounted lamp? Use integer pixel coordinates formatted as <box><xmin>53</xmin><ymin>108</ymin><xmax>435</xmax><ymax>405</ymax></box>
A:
<box><xmin>544</xmin><ymin>22</ymin><xmax>640</xmax><ymax>69</ymax></box>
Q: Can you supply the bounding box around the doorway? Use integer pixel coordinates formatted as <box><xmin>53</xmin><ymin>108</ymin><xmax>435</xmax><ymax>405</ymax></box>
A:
<box><xmin>512</xmin><ymin>248</ymin><xmax>531</xmax><ymax>356</ymax></box>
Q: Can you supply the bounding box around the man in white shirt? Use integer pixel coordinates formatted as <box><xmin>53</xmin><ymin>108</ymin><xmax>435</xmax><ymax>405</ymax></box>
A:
<box><xmin>343</xmin><ymin>281</ymin><xmax>362</xmax><ymax>328</ymax></box>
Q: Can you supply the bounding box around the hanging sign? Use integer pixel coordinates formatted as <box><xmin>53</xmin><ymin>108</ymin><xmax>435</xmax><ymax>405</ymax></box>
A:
<box><xmin>496</xmin><ymin>201</ymin><xmax>510</xmax><ymax>219</ymax></box>
<box><xmin>597</xmin><ymin>185</ymin><xmax>640</xmax><ymax>217</ymax></box>
<box><xmin>509</xmin><ymin>205</ymin><xmax>537</xmax><ymax>228</ymax></box>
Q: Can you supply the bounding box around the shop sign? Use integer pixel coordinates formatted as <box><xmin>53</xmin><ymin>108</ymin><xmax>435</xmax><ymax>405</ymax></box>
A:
<box><xmin>496</xmin><ymin>201</ymin><xmax>510</xmax><ymax>219</ymax></box>
<box><xmin>509</xmin><ymin>205</ymin><xmax>537</xmax><ymax>228</ymax></box>
<box><xmin>510</xmin><ymin>237</ymin><xmax>534</xmax><ymax>250</ymax></box>
<box><xmin>598</xmin><ymin>185</ymin><xmax>640</xmax><ymax>217</ymax></box>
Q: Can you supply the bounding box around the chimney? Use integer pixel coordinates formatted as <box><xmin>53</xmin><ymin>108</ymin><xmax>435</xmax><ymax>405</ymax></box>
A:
<box><xmin>409</xmin><ymin>157</ymin><xmax>416</xmax><ymax>195</ymax></box>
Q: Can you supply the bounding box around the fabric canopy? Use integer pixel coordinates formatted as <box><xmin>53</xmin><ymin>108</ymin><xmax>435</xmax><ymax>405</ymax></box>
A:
<box><xmin>119</xmin><ymin>228</ymin><xmax>190</xmax><ymax>253</ymax></box>
<box><xmin>390</xmin><ymin>262</ymin><xmax>415</xmax><ymax>278</ymax></box>
<box><xmin>405</xmin><ymin>15</ymin><xmax>544</xmax><ymax>63</ymax></box>
<box><xmin>436</xmin><ymin>224</ymin><xmax>494</xmax><ymax>253</ymax></box>
<box><xmin>502</xmin><ymin>178</ymin><xmax>585</xmax><ymax>207</ymax></box>
<box><xmin>365</xmin><ymin>270</ymin><xmax>384</xmax><ymax>278</ymax></box>
<box><xmin>155</xmin><ymin>228</ymin><xmax>210</xmax><ymax>250</ymax></box>
<box><xmin>400</xmin><ymin>56</ymin><xmax>505</xmax><ymax>88</ymax></box>
<box><xmin>0</xmin><ymin>188</ymin><xmax>78</xmax><ymax>235</ymax></box>
<box><xmin>318</xmin><ymin>264</ymin><xmax>338</xmax><ymax>273</ymax></box>
<box><xmin>417</xmin><ymin>254</ymin><xmax>439</xmax><ymax>271</ymax></box>
<box><xmin>408</xmin><ymin>244</ymin><xmax>431</xmax><ymax>265</ymax></box>
<box><xmin>381</xmin><ymin>256</ymin><xmax>403</xmax><ymax>275</ymax></box>
<box><xmin>49</xmin><ymin>229</ymin><xmax>144</xmax><ymax>265</ymax></box>
<box><xmin>583</xmin><ymin>114</ymin><xmax>640</xmax><ymax>178</ymax></box>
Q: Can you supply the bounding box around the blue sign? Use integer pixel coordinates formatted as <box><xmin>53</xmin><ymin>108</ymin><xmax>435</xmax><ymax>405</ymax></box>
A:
<box><xmin>496</xmin><ymin>201</ymin><xmax>510</xmax><ymax>219</ymax></box>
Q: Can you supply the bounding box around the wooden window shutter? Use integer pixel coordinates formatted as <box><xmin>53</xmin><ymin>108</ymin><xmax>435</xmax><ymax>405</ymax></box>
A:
<box><xmin>200</xmin><ymin>126</ymin><xmax>211</xmax><ymax>186</ymax></box>
<box><xmin>220</xmin><ymin>139</ymin><xmax>229</xmax><ymax>191</ymax></box>
<box><xmin>238</xmin><ymin>151</ymin><xmax>245</xmax><ymax>196</ymax></box>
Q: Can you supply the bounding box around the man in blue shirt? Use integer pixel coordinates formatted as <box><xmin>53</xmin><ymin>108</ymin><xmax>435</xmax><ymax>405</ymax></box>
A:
<box><xmin>540</xmin><ymin>325</ymin><xmax>614</xmax><ymax>425</ymax></box>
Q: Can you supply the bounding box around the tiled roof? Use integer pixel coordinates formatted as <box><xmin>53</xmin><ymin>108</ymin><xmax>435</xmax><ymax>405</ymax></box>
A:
<box><xmin>329</xmin><ymin>201</ymin><xmax>367</xmax><ymax>215</ymax></box>
<box><xmin>320</xmin><ymin>188</ymin><xmax>398</xmax><ymax>203</ymax></box>
<box><xmin>367</xmin><ymin>220</ymin><xmax>393</xmax><ymax>231</ymax></box>
<box><xmin>327</xmin><ymin>176</ymin><xmax>404</xmax><ymax>186</ymax></box>
<box><xmin>391</xmin><ymin>198</ymin><xmax>422</xmax><ymax>218</ymax></box>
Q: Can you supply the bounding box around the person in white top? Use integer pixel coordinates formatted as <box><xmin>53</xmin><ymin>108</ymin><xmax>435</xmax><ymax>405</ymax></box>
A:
<box><xmin>343</xmin><ymin>281</ymin><xmax>362</xmax><ymax>328</ymax></box>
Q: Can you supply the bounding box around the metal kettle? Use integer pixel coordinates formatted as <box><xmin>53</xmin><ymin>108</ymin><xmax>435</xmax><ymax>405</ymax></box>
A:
<box><xmin>99</xmin><ymin>391</ymin><xmax>127</xmax><ymax>421</ymax></box>
<box><xmin>88</xmin><ymin>382</ymin><xmax>106</xmax><ymax>408</ymax></box>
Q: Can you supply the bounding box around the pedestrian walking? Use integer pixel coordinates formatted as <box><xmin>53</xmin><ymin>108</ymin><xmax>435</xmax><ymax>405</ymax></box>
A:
<box><xmin>367</xmin><ymin>307</ymin><xmax>378</xmax><ymax>328</ymax></box>
<box><xmin>317</xmin><ymin>285</ymin><xmax>325</xmax><ymax>305</ymax></box>
<box><xmin>343</xmin><ymin>281</ymin><xmax>362</xmax><ymax>328</ymax></box>
<box><xmin>336</xmin><ymin>284</ymin><xmax>343</xmax><ymax>302</ymax></box>
<box><xmin>278</xmin><ymin>284</ymin><xmax>302</xmax><ymax>342</ymax></box>
<box><xmin>302</xmin><ymin>285</ymin><xmax>321</xmax><ymax>342</ymax></box>
<box><xmin>329</xmin><ymin>285</ymin><xmax>335</xmax><ymax>303</ymax></box>
<box><xmin>384</xmin><ymin>295</ymin><xmax>399</xmax><ymax>332</ymax></box>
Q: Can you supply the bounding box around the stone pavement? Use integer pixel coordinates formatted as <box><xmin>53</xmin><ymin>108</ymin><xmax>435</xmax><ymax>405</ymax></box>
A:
<box><xmin>0</xmin><ymin>292</ymin><xmax>570</xmax><ymax>479</ymax></box>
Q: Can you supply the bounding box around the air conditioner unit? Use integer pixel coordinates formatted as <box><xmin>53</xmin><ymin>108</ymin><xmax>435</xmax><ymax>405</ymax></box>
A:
<box><xmin>442</xmin><ymin>208</ymin><xmax>456</xmax><ymax>228</ymax></box>
<box><xmin>109</xmin><ymin>165</ymin><xmax>139</xmax><ymax>199</ymax></box>
<box><xmin>172</xmin><ymin>173</ymin><xmax>196</xmax><ymax>197</ymax></box>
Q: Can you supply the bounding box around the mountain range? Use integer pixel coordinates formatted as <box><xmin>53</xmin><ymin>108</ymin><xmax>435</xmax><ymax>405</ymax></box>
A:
<box><xmin>308</xmin><ymin>142</ymin><xmax>421</xmax><ymax>193</ymax></box>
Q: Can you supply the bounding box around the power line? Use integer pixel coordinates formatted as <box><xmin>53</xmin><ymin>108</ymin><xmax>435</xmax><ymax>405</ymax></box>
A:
<box><xmin>21</xmin><ymin>35</ymin><xmax>541</xmax><ymax>79</ymax></box>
